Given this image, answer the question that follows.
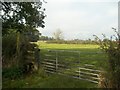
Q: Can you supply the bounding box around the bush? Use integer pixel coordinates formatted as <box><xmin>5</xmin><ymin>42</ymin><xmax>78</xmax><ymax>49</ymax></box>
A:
<box><xmin>94</xmin><ymin>29</ymin><xmax>120</xmax><ymax>88</ymax></box>
<box><xmin>2</xmin><ymin>32</ymin><xmax>34</xmax><ymax>68</ymax></box>
<box><xmin>2</xmin><ymin>67</ymin><xmax>23</xmax><ymax>79</ymax></box>
<box><xmin>2</xmin><ymin>33</ymin><xmax>17</xmax><ymax>60</ymax></box>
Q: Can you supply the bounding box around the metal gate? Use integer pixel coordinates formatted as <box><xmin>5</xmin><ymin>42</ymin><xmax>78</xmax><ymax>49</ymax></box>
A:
<box><xmin>41</xmin><ymin>49</ymin><xmax>104</xmax><ymax>84</ymax></box>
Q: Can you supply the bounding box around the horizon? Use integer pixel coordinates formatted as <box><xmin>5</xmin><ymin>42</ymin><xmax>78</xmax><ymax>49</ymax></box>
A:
<box><xmin>37</xmin><ymin>0</ymin><xmax>118</xmax><ymax>40</ymax></box>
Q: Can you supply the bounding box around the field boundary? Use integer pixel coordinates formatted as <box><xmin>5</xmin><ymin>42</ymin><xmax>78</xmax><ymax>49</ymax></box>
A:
<box><xmin>41</xmin><ymin>49</ymin><xmax>103</xmax><ymax>84</ymax></box>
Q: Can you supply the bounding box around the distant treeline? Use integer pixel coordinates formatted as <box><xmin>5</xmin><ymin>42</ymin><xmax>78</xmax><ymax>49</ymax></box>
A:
<box><xmin>39</xmin><ymin>35</ymin><xmax>97</xmax><ymax>44</ymax></box>
<box><xmin>39</xmin><ymin>36</ymin><xmax>55</xmax><ymax>41</ymax></box>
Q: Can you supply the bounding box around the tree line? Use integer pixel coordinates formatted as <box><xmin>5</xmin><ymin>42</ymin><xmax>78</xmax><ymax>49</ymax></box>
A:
<box><xmin>39</xmin><ymin>29</ymin><xmax>108</xmax><ymax>44</ymax></box>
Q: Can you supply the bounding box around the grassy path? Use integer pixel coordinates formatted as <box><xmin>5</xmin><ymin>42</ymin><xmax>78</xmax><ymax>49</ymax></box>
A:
<box><xmin>3</xmin><ymin>69</ymin><xmax>97</xmax><ymax>88</ymax></box>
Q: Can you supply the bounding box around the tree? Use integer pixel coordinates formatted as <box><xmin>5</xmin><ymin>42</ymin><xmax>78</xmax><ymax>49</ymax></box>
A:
<box><xmin>2</xmin><ymin>1</ymin><xmax>46</xmax><ymax>71</ymax></box>
<box><xmin>53</xmin><ymin>29</ymin><xmax>64</xmax><ymax>40</ymax></box>
<box><xmin>2</xmin><ymin>2</ymin><xmax>46</xmax><ymax>36</ymax></box>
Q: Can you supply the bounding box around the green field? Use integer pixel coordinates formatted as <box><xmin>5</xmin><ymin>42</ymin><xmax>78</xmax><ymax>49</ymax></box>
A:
<box><xmin>38</xmin><ymin>41</ymin><xmax>107</xmax><ymax>68</ymax></box>
<box><xmin>3</xmin><ymin>42</ymin><xmax>108</xmax><ymax>88</ymax></box>
<box><xmin>37</xmin><ymin>41</ymin><xmax>99</xmax><ymax>49</ymax></box>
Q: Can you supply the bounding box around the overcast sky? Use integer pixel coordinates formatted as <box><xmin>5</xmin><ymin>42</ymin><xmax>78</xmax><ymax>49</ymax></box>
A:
<box><xmin>38</xmin><ymin>0</ymin><xmax>119</xmax><ymax>40</ymax></box>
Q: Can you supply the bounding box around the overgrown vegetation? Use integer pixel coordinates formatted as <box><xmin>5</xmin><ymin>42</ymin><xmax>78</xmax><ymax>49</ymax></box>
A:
<box><xmin>3</xmin><ymin>69</ymin><xmax>96</xmax><ymax>88</ymax></box>
<box><xmin>93</xmin><ymin>28</ymin><xmax>120</xmax><ymax>88</ymax></box>
<box><xmin>3</xmin><ymin>43</ymin><xmax>103</xmax><ymax>88</ymax></box>
<box><xmin>2</xmin><ymin>1</ymin><xmax>46</xmax><ymax>80</ymax></box>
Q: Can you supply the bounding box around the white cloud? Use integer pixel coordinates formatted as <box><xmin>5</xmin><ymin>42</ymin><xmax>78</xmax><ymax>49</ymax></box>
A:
<box><xmin>39</xmin><ymin>1</ymin><xmax>118</xmax><ymax>40</ymax></box>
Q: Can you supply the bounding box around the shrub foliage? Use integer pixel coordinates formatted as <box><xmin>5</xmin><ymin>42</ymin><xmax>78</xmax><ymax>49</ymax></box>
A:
<box><xmin>94</xmin><ymin>29</ymin><xmax>120</xmax><ymax>88</ymax></box>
